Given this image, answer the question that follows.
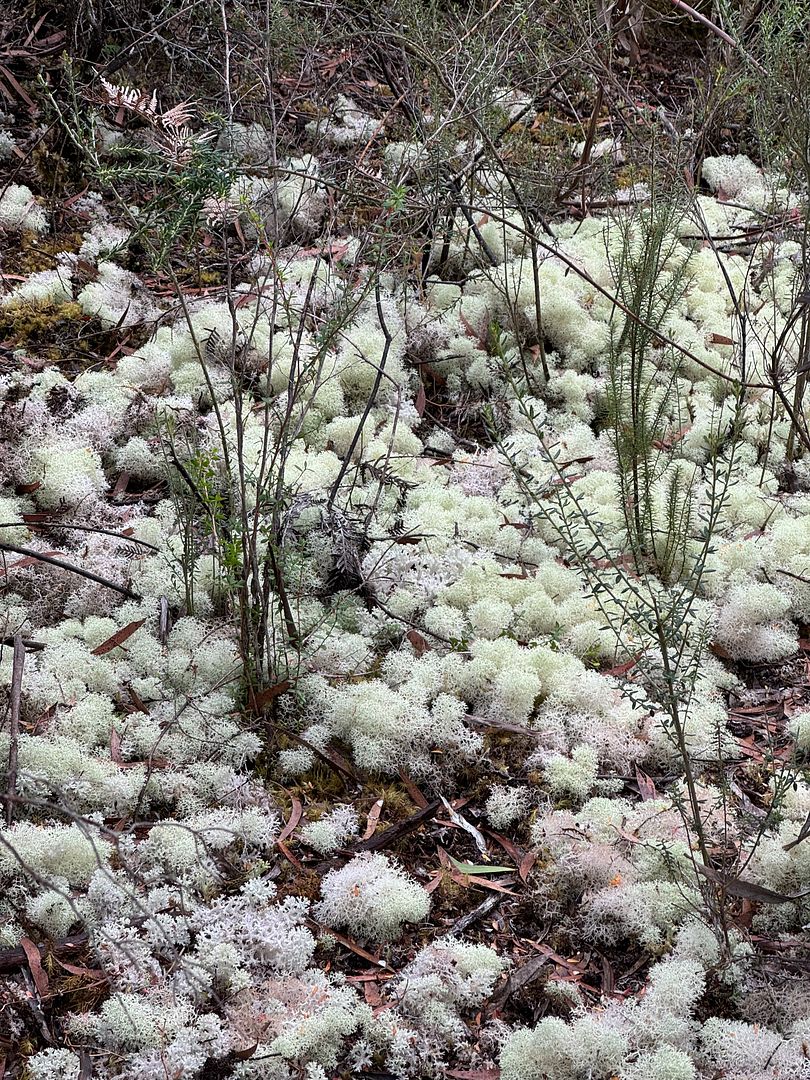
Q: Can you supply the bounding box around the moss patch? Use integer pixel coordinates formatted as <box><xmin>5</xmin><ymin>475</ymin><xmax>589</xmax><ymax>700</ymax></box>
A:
<box><xmin>0</xmin><ymin>300</ymin><xmax>88</xmax><ymax>361</ymax></box>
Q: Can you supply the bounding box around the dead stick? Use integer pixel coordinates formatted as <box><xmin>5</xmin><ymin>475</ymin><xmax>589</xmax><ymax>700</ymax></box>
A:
<box><xmin>0</xmin><ymin>635</ymin><xmax>44</xmax><ymax>651</ymax></box>
<box><xmin>0</xmin><ymin>932</ymin><xmax>89</xmax><ymax>974</ymax></box>
<box><xmin>0</xmin><ymin>541</ymin><xmax>141</xmax><ymax>600</ymax></box>
<box><xmin>6</xmin><ymin>633</ymin><xmax>24</xmax><ymax>825</ymax></box>
<box><xmin>351</xmin><ymin>800</ymin><xmax>441</xmax><ymax>853</ymax></box>
<box><xmin>448</xmin><ymin>891</ymin><xmax>503</xmax><ymax>936</ymax></box>
<box><xmin>668</xmin><ymin>0</ymin><xmax>766</xmax><ymax>72</ymax></box>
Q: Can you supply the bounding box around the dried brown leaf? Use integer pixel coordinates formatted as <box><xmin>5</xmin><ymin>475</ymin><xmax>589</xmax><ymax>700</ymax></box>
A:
<box><xmin>446</xmin><ymin>1070</ymin><xmax>500</xmax><ymax>1079</ymax></box>
<box><xmin>250</xmin><ymin>680</ymin><xmax>292</xmax><ymax>711</ymax></box>
<box><xmin>405</xmin><ymin>628</ymin><xmax>428</xmax><ymax>656</ymax></box>
<box><xmin>54</xmin><ymin>957</ymin><xmax>106</xmax><ymax>981</ymax></box>
<box><xmin>635</xmin><ymin>767</ymin><xmax>657</xmax><ymax>801</ymax></box>
<box><xmin>362</xmin><ymin>798</ymin><xmax>384</xmax><ymax>841</ymax></box>
<box><xmin>92</xmin><ymin>619</ymin><xmax>146</xmax><ymax>656</ymax></box>
<box><xmin>20</xmin><ymin>937</ymin><xmax>49</xmax><ymax>999</ymax></box>
<box><xmin>307</xmin><ymin>918</ymin><xmax>391</xmax><ymax>969</ymax></box>
<box><xmin>696</xmin><ymin>862</ymin><xmax>810</xmax><ymax>904</ymax></box>
<box><xmin>277</xmin><ymin>798</ymin><xmax>303</xmax><ymax>844</ymax></box>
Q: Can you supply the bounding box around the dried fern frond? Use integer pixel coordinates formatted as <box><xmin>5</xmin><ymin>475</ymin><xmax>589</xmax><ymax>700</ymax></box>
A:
<box><xmin>205</xmin><ymin>327</ymin><xmax>251</xmax><ymax>370</ymax></box>
<box><xmin>100</xmin><ymin>78</ymin><xmax>159</xmax><ymax>122</ymax></box>
<box><xmin>160</xmin><ymin>101</ymin><xmax>196</xmax><ymax>134</ymax></box>
<box><xmin>280</xmin><ymin>495</ymin><xmax>370</xmax><ymax>595</ymax></box>
<box><xmin>99</xmin><ymin>78</ymin><xmax>207</xmax><ymax>163</ymax></box>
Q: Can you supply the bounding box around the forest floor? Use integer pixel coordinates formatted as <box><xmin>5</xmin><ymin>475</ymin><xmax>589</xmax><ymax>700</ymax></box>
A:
<box><xmin>2</xmin><ymin>3</ymin><xmax>810</xmax><ymax>1080</ymax></box>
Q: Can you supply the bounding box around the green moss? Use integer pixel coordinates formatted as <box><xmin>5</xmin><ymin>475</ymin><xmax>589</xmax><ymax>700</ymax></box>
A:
<box><xmin>0</xmin><ymin>300</ymin><xmax>87</xmax><ymax>361</ymax></box>
<box><xmin>175</xmin><ymin>265</ymin><xmax>225</xmax><ymax>288</ymax></box>
<box><xmin>0</xmin><ymin>296</ymin><xmax>146</xmax><ymax>367</ymax></box>
<box><xmin>531</xmin><ymin>113</ymin><xmax>580</xmax><ymax>149</ymax></box>
<box><xmin>5</xmin><ymin>232</ymin><xmax>83</xmax><ymax>276</ymax></box>
<box><xmin>364</xmin><ymin>782</ymin><xmax>417</xmax><ymax>822</ymax></box>
<box><xmin>32</xmin><ymin>128</ymin><xmax>86</xmax><ymax>195</ymax></box>
<box><xmin>614</xmin><ymin>162</ymin><xmax>651</xmax><ymax>189</ymax></box>
<box><xmin>278</xmin><ymin>868</ymin><xmax>321</xmax><ymax>902</ymax></box>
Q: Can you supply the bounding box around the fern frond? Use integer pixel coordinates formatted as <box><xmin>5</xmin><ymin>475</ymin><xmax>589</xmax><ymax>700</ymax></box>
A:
<box><xmin>99</xmin><ymin>78</ymin><xmax>206</xmax><ymax>163</ymax></box>
<box><xmin>100</xmin><ymin>78</ymin><xmax>159</xmax><ymax>121</ymax></box>
<box><xmin>160</xmin><ymin>101</ymin><xmax>196</xmax><ymax>132</ymax></box>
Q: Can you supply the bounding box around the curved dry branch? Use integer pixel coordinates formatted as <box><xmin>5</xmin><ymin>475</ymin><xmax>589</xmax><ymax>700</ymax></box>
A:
<box><xmin>0</xmin><ymin>541</ymin><xmax>142</xmax><ymax>600</ymax></box>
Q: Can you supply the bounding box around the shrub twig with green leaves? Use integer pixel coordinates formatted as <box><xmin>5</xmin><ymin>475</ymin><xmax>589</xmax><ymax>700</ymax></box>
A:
<box><xmin>491</xmin><ymin>196</ymin><xmax>746</xmax><ymax>952</ymax></box>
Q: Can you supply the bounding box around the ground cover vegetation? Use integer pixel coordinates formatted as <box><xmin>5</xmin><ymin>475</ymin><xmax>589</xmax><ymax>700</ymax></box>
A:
<box><xmin>2</xmin><ymin>0</ymin><xmax>810</xmax><ymax>1076</ymax></box>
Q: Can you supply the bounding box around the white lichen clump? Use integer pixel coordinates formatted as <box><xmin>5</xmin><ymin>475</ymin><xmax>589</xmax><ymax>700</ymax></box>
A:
<box><xmin>300</xmin><ymin>805</ymin><xmax>360</xmax><ymax>854</ymax></box>
<box><xmin>0</xmin><ymin>183</ymin><xmax>47</xmax><ymax>233</ymax></box>
<box><xmin>485</xmin><ymin>784</ymin><xmax>532</xmax><ymax>829</ymax></box>
<box><xmin>315</xmin><ymin>853</ymin><xmax>430</xmax><ymax>942</ymax></box>
<box><xmin>26</xmin><ymin>1048</ymin><xmax>83</xmax><ymax>1080</ymax></box>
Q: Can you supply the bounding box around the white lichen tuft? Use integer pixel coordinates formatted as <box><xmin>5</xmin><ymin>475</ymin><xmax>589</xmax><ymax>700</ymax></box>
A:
<box><xmin>0</xmin><ymin>183</ymin><xmax>48</xmax><ymax>233</ymax></box>
<box><xmin>300</xmin><ymin>805</ymin><xmax>360</xmax><ymax>854</ymax></box>
<box><xmin>315</xmin><ymin>853</ymin><xmax>430</xmax><ymax>942</ymax></box>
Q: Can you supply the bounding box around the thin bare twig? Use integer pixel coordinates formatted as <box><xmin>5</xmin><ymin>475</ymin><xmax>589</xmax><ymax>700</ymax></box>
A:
<box><xmin>668</xmin><ymin>0</ymin><xmax>766</xmax><ymax>73</ymax></box>
<box><xmin>0</xmin><ymin>521</ymin><xmax>160</xmax><ymax>551</ymax></box>
<box><xmin>0</xmin><ymin>541</ymin><xmax>141</xmax><ymax>600</ymax></box>
<box><xmin>0</xmin><ymin>636</ymin><xmax>45</xmax><ymax>651</ymax></box>
<box><xmin>5</xmin><ymin>633</ymin><xmax>24</xmax><ymax>826</ymax></box>
<box><xmin>327</xmin><ymin>281</ymin><xmax>393</xmax><ymax>509</ymax></box>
